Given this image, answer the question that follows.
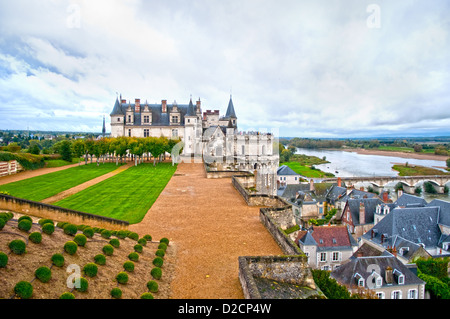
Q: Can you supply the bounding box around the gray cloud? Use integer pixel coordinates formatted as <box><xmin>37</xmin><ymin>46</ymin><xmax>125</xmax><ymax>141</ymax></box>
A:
<box><xmin>0</xmin><ymin>0</ymin><xmax>449</xmax><ymax>136</ymax></box>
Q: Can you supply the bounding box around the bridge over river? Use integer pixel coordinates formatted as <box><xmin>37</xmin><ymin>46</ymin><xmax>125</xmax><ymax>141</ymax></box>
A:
<box><xmin>319</xmin><ymin>175</ymin><xmax>450</xmax><ymax>194</ymax></box>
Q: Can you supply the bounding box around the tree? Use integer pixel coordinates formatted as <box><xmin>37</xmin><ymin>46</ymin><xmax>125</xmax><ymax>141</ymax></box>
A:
<box><xmin>59</xmin><ymin>140</ymin><xmax>73</xmax><ymax>162</ymax></box>
<box><xmin>29</xmin><ymin>142</ymin><xmax>40</xmax><ymax>155</ymax></box>
<box><xmin>72</xmin><ymin>139</ymin><xmax>85</xmax><ymax>165</ymax></box>
<box><xmin>413</xmin><ymin>144</ymin><xmax>423</xmax><ymax>153</ymax></box>
<box><xmin>84</xmin><ymin>139</ymin><xmax>96</xmax><ymax>164</ymax></box>
<box><xmin>446</xmin><ymin>158</ymin><xmax>450</xmax><ymax>170</ymax></box>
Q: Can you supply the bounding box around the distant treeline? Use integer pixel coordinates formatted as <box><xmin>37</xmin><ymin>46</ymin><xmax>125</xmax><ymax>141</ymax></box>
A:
<box><xmin>281</xmin><ymin>138</ymin><xmax>344</xmax><ymax>149</ymax></box>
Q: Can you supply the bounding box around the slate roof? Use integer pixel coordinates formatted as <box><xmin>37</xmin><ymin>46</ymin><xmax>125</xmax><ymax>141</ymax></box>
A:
<box><xmin>277</xmin><ymin>165</ymin><xmax>300</xmax><ymax>176</ymax></box>
<box><xmin>394</xmin><ymin>193</ymin><xmax>427</xmax><ymax>208</ymax></box>
<box><xmin>331</xmin><ymin>255</ymin><xmax>425</xmax><ymax>289</ymax></box>
<box><xmin>296</xmin><ymin>226</ymin><xmax>358</xmax><ymax>251</ymax></box>
<box><xmin>110</xmin><ymin>98</ymin><xmax>194</xmax><ymax>126</ymax></box>
<box><xmin>362</xmin><ymin>206</ymin><xmax>442</xmax><ymax>249</ymax></box>
<box><xmin>427</xmin><ymin>199</ymin><xmax>450</xmax><ymax>227</ymax></box>
<box><xmin>325</xmin><ymin>185</ymin><xmax>347</xmax><ymax>204</ymax></box>
<box><xmin>345</xmin><ymin>197</ymin><xmax>384</xmax><ymax>225</ymax></box>
<box><xmin>224</xmin><ymin>95</ymin><xmax>237</xmax><ymax>119</ymax></box>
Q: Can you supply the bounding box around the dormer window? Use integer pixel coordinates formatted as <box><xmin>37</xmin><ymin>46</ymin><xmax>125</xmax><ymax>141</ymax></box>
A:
<box><xmin>355</xmin><ymin>273</ymin><xmax>364</xmax><ymax>287</ymax></box>
<box><xmin>393</xmin><ymin>269</ymin><xmax>405</xmax><ymax>285</ymax></box>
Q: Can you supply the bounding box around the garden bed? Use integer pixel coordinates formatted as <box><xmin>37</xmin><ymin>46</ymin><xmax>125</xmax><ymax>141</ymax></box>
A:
<box><xmin>0</xmin><ymin>211</ymin><xmax>175</xmax><ymax>299</ymax></box>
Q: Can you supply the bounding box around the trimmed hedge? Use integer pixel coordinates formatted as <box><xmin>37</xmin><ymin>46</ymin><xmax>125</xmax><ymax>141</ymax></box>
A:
<box><xmin>63</xmin><ymin>223</ymin><xmax>78</xmax><ymax>236</ymax></box>
<box><xmin>0</xmin><ymin>151</ymin><xmax>45</xmax><ymax>170</ymax></box>
<box><xmin>9</xmin><ymin>239</ymin><xmax>26</xmax><ymax>255</ymax></box>
<box><xmin>14</xmin><ymin>281</ymin><xmax>33</xmax><ymax>299</ymax></box>
<box><xmin>94</xmin><ymin>254</ymin><xmax>106</xmax><ymax>265</ymax></box>
<box><xmin>123</xmin><ymin>261</ymin><xmax>135</xmax><ymax>272</ymax></box>
<box><xmin>155</xmin><ymin>249</ymin><xmax>165</xmax><ymax>258</ymax></box>
<box><xmin>0</xmin><ymin>218</ymin><xmax>5</xmax><ymax>231</ymax></box>
<box><xmin>151</xmin><ymin>267</ymin><xmax>162</xmax><ymax>280</ymax></box>
<box><xmin>153</xmin><ymin>257</ymin><xmax>164</xmax><ymax>268</ymax></box>
<box><xmin>109</xmin><ymin>238</ymin><xmax>120</xmax><ymax>248</ymax></box>
<box><xmin>111</xmin><ymin>287</ymin><xmax>122</xmax><ymax>299</ymax></box>
<box><xmin>18</xmin><ymin>219</ymin><xmax>32</xmax><ymax>232</ymax></box>
<box><xmin>0</xmin><ymin>251</ymin><xmax>8</xmax><ymax>268</ymax></box>
<box><xmin>74</xmin><ymin>234</ymin><xmax>87</xmax><ymax>247</ymax></box>
<box><xmin>134</xmin><ymin>244</ymin><xmax>143</xmax><ymax>253</ymax></box>
<box><xmin>128</xmin><ymin>252</ymin><xmax>139</xmax><ymax>262</ymax></box>
<box><xmin>116</xmin><ymin>272</ymin><xmax>129</xmax><ymax>285</ymax></box>
<box><xmin>140</xmin><ymin>292</ymin><xmax>154</xmax><ymax>299</ymax></box>
<box><xmin>83</xmin><ymin>263</ymin><xmax>98</xmax><ymax>278</ymax></box>
<box><xmin>147</xmin><ymin>280</ymin><xmax>159</xmax><ymax>293</ymax></box>
<box><xmin>75</xmin><ymin>277</ymin><xmax>89</xmax><ymax>293</ymax></box>
<box><xmin>29</xmin><ymin>232</ymin><xmax>42</xmax><ymax>244</ymax></box>
<box><xmin>51</xmin><ymin>253</ymin><xmax>65</xmax><ymax>267</ymax></box>
<box><xmin>42</xmin><ymin>223</ymin><xmax>55</xmax><ymax>235</ymax></box>
<box><xmin>35</xmin><ymin>266</ymin><xmax>52</xmax><ymax>283</ymax></box>
<box><xmin>64</xmin><ymin>241</ymin><xmax>78</xmax><ymax>255</ymax></box>
<box><xmin>82</xmin><ymin>227</ymin><xmax>94</xmax><ymax>238</ymax></box>
<box><xmin>102</xmin><ymin>244</ymin><xmax>114</xmax><ymax>256</ymax></box>
<box><xmin>60</xmin><ymin>292</ymin><xmax>75</xmax><ymax>299</ymax></box>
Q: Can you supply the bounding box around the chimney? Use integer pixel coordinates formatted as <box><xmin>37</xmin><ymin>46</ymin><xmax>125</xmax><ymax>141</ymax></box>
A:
<box><xmin>121</xmin><ymin>99</ymin><xmax>127</xmax><ymax>104</ymax></box>
<box><xmin>196</xmin><ymin>99</ymin><xmax>201</xmax><ymax>113</ymax></box>
<box><xmin>359</xmin><ymin>202</ymin><xmax>365</xmax><ymax>225</ymax></box>
<box><xmin>135</xmin><ymin>98</ymin><xmax>140</xmax><ymax>113</ymax></box>
<box><xmin>397</xmin><ymin>189</ymin><xmax>403</xmax><ymax>198</ymax></box>
<box><xmin>162</xmin><ymin>100</ymin><xmax>167</xmax><ymax>113</ymax></box>
<box><xmin>309</xmin><ymin>179</ymin><xmax>315</xmax><ymax>192</ymax></box>
<box><xmin>385</xmin><ymin>266</ymin><xmax>393</xmax><ymax>284</ymax></box>
<box><xmin>337</xmin><ymin>177</ymin><xmax>342</xmax><ymax>187</ymax></box>
<box><xmin>383</xmin><ymin>191</ymin><xmax>389</xmax><ymax>203</ymax></box>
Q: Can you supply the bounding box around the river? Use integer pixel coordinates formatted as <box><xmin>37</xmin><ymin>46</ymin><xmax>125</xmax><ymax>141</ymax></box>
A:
<box><xmin>295</xmin><ymin>148</ymin><xmax>450</xmax><ymax>202</ymax></box>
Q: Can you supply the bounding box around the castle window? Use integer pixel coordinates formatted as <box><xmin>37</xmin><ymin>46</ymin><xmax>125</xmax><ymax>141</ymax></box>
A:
<box><xmin>172</xmin><ymin>129</ymin><xmax>178</xmax><ymax>138</ymax></box>
<box><xmin>143</xmin><ymin>115</ymin><xmax>150</xmax><ymax>124</ymax></box>
<box><xmin>172</xmin><ymin>116</ymin><xmax>179</xmax><ymax>124</ymax></box>
<box><xmin>117</xmin><ymin>118</ymin><xmax>120</xmax><ymax>122</ymax></box>
<box><xmin>128</xmin><ymin>129</ymin><xmax>131</xmax><ymax>137</ymax></box>
<box><xmin>144</xmin><ymin>129</ymin><xmax>149</xmax><ymax>137</ymax></box>
<box><xmin>128</xmin><ymin>115</ymin><xmax>131</xmax><ymax>123</ymax></box>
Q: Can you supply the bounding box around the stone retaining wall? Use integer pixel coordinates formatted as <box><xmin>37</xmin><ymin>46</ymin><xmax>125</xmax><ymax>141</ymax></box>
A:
<box><xmin>0</xmin><ymin>194</ymin><xmax>128</xmax><ymax>230</ymax></box>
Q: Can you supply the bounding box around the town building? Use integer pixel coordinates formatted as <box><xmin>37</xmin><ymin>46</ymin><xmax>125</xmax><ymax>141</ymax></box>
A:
<box><xmin>295</xmin><ymin>225</ymin><xmax>358</xmax><ymax>270</ymax></box>
<box><xmin>331</xmin><ymin>255</ymin><xmax>426</xmax><ymax>299</ymax></box>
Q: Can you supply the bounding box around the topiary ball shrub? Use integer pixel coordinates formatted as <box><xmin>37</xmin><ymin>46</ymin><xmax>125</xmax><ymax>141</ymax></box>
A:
<box><xmin>146</xmin><ymin>280</ymin><xmax>159</xmax><ymax>293</ymax></box>
<box><xmin>64</xmin><ymin>241</ymin><xmax>78</xmax><ymax>255</ymax></box>
<box><xmin>151</xmin><ymin>267</ymin><xmax>162</xmax><ymax>280</ymax></box>
<box><xmin>60</xmin><ymin>292</ymin><xmax>75</xmax><ymax>299</ymax></box>
<box><xmin>75</xmin><ymin>277</ymin><xmax>89</xmax><ymax>293</ymax></box>
<box><xmin>14</xmin><ymin>281</ymin><xmax>33</xmax><ymax>299</ymax></box>
<box><xmin>18</xmin><ymin>219</ymin><xmax>32</xmax><ymax>232</ymax></box>
<box><xmin>35</xmin><ymin>266</ymin><xmax>52</xmax><ymax>283</ymax></box>
<box><xmin>0</xmin><ymin>251</ymin><xmax>8</xmax><ymax>268</ymax></box>
<box><xmin>9</xmin><ymin>239</ymin><xmax>26</xmax><ymax>255</ymax></box>
<box><xmin>0</xmin><ymin>212</ymin><xmax>13</xmax><ymax>222</ymax></box>
<box><xmin>63</xmin><ymin>223</ymin><xmax>78</xmax><ymax>236</ymax></box>
<box><xmin>134</xmin><ymin>244</ymin><xmax>143</xmax><ymax>253</ymax></box>
<box><xmin>56</xmin><ymin>221</ymin><xmax>67</xmax><ymax>229</ymax></box>
<box><xmin>28</xmin><ymin>232</ymin><xmax>42</xmax><ymax>244</ymax></box>
<box><xmin>101</xmin><ymin>229</ymin><xmax>112</xmax><ymax>239</ymax></box>
<box><xmin>116</xmin><ymin>272</ymin><xmax>129</xmax><ymax>285</ymax></box>
<box><xmin>82</xmin><ymin>227</ymin><xmax>94</xmax><ymax>238</ymax></box>
<box><xmin>143</xmin><ymin>234</ymin><xmax>152</xmax><ymax>242</ymax></box>
<box><xmin>155</xmin><ymin>249</ymin><xmax>165</xmax><ymax>258</ymax></box>
<box><xmin>109</xmin><ymin>238</ymin><xmax>120</xmax><ymax>248</ymax></box>
<box><xmin>140</xmin><ymin>292</ymin><xmax>154</xmax><ymax>299</ymax></box>
<box><xmin>38</xmin><ymin>218</ymin><xmax>53</xmax><ymax>226</ymax></box>
<box><xmin>138</xmin><ymin>238</ymin><xmax>147</xmax><ymax>246</ymax></box>
<box><xmin>116</xmin><ymin>230</ymin><xmax>128</xmax><ymax>239</ymax></box>
<box><xmin>158</xmin><ymin>242</ymin><xmax>168</xmax><ymax>251</ymax></box>
<box><xmin>160</xmin><ymin>237</ymin><xmax>170</xmax><ymax>245</ymax></box>
<box><xmin>51</xmin><ymin>253</ymin><xmax>65</xmax><ymax>267</ymax></box>
<box><xmin>0</xmin><ymin>218</ymin><xmax>5</xmax><ymax>231</ymax></box>
<box><xmin>83</xmin><ymin>263</ymin><xmax>98</xmax><ymax>278</ymax></box>
<box><xmin>123</xmin><ymin>261</ymin><xmax>135</xmax><ymax>272</ymax></box>
<box><xmin>74</xmin><ymin>234</ymin><xmax>87</xmax><ymax>247</ymax></box>
<box><xmin>111</xmin><ymin>287</ymin><xmax>122</xmax><ymax>299</ymax></box>
<box><xmin>127</xmin><ymin>232</ymin><xmax>139</xmax><ymax>241</ymax></box>
<box><xmin>42</xmin><ymin>223</ymin><xmax>55</xmax><ymax>235</ymax></box>
<box><xmin>18</xmin><ymin>215</ymin><xmax>32</xmax><ymax>223</ymax></box>
<box><xmin>94</xmin><ymin>254</ymin><xmax>106</xmax><ymax>265</ymax></box>
<box><xmin>153</xmin><ymin>257</ymin><xmax>164</xmax><ymax>268</ymax></box>
<box><xmin>102</xmin><ymin>244</ymin><xmax>114</xmax><ymax>256</ymax></box>
<box><xmin>128</xmin><ymin>252</ymin><xmax>139</xmax><ymax>262</ymax></box>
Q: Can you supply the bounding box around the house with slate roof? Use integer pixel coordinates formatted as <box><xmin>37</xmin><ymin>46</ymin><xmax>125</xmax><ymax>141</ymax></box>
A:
<box><xmin>277</xmin><ymin>165</ymin><xmax>301</xmax><ymax>187</ymax></box>
<box><xmin>331</xmin><ymin>255</ymin><xmax>426</xmax><ymax>299</ymax></box>
<box><xmin>360</xmin><ymin>199</ymin><xmax>450</xmax><ymax>264</ymax></box>
<box><xmin>295</xmin><ymin>225</ymin><xmax>358</xmax><ymax>270</ymax></box>
<box><xmin>341</xmin><ymin>197</ymin><xmax>385</xmax><ymax>238</ymax></box>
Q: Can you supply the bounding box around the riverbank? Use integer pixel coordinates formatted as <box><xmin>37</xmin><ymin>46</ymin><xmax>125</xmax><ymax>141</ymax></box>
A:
<box><xmin>340</xmin><ymin>147</ymin><xmax>449</xmax><ymax>161</ymax></box>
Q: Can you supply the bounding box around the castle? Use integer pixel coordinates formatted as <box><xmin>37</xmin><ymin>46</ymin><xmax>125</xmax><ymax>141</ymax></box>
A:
<box><xmin>110</xmin><ymin>94</ymin><xmax>279</xmax><ymax>195</ymax></box>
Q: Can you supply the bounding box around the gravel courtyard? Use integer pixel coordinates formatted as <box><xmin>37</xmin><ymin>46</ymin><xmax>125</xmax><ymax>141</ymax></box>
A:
<box><xmin>129</xmin><ymin>162</ymin><xmax>283</xmax><ymax>299</ymax></box>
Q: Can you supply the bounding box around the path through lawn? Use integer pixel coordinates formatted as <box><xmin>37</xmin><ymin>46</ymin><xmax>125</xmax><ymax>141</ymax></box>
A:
<box><xmin>0</xmin><ymin>163</ymin><xmax>122</xmax><ymax>202</ymax></box>
<box><xmin>54</xmin><ymin>162</ymin><xmax>177</xmax><ymax>224</ymax></box>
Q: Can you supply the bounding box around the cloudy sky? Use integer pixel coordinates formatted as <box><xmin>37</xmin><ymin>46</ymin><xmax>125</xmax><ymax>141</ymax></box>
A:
<box><xmin>0</xmin><ymin>0</ymin><xmax>449</xmax><ymax>138</ymax></box>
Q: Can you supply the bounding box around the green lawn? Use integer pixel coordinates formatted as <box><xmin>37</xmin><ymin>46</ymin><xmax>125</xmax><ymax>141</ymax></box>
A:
<box><xmin>44</xmin><ymin>158</ymin><xmax>80</xmax><ymax>168</ymax></box>
<box><xmin>0</xmin><ymin>163</ymin><xmax>121</xmax><ymax>202</ymax></box>
<box><xmin>282</xmin><ymin>161</ymin><xmax>334</xmax><ymax>178</ymax></box>
<box><xmin>392</xmin><ymin>164</ymin><xmax>450</xmax><ymax>176</ymax></box>
<box><xmin>53</xmin><ymin>163</ymin><xmax>177</xmax><ymax>224</ymax></box>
